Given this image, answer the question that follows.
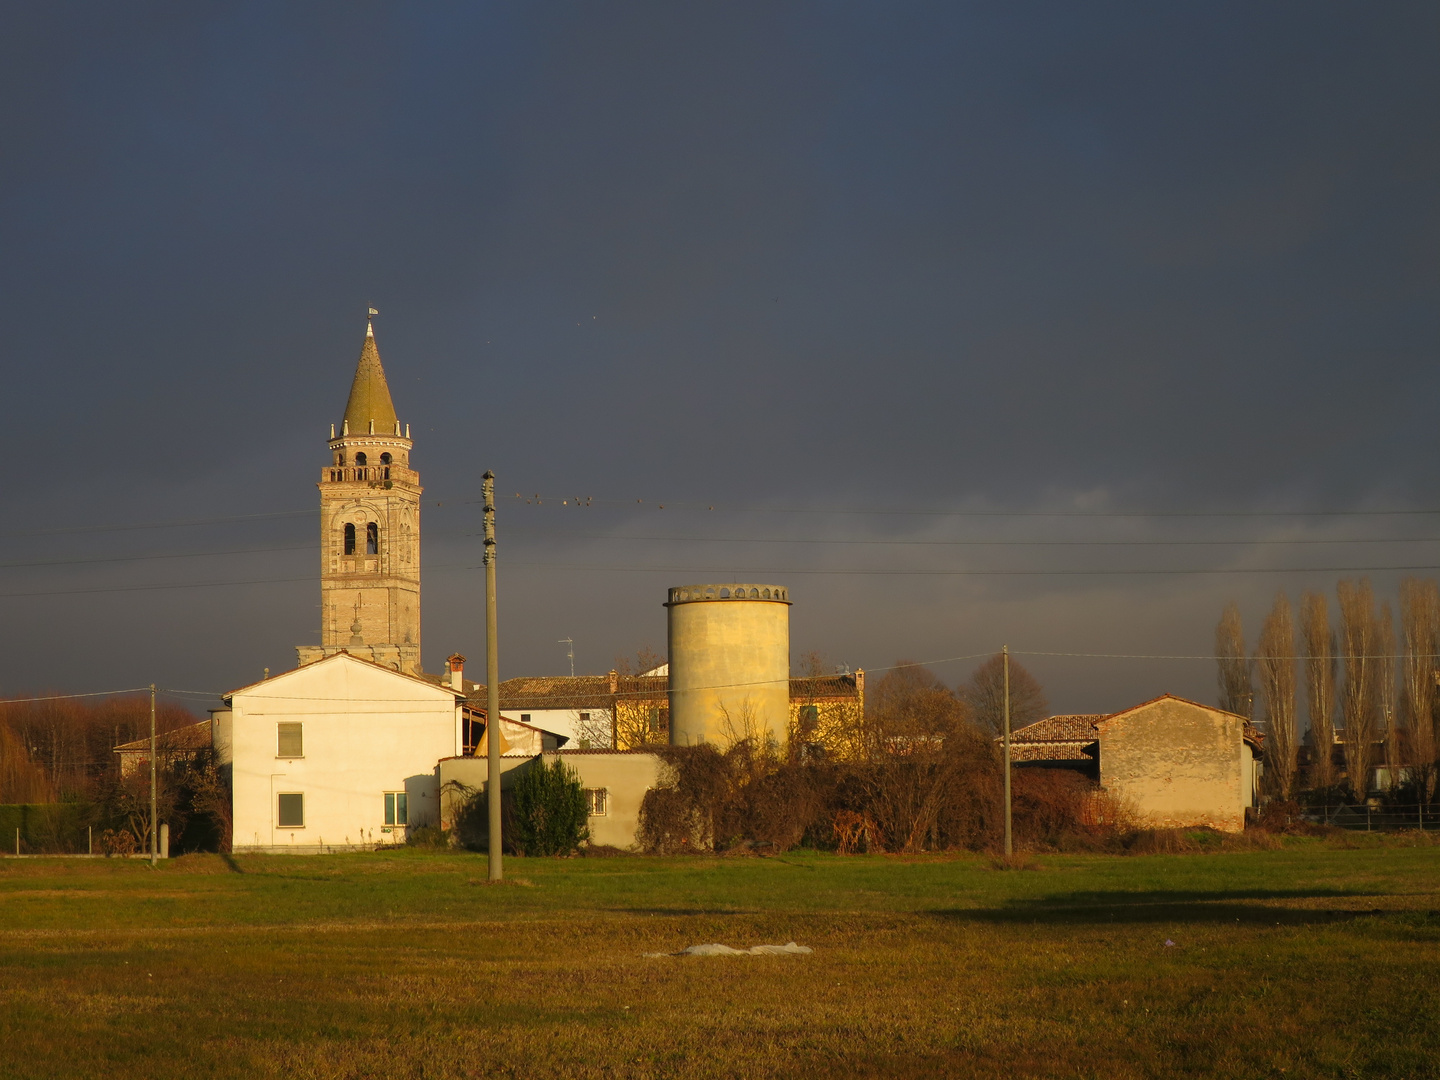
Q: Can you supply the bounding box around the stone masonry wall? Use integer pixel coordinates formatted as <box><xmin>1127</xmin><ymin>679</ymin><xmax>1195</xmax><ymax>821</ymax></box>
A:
<box><xmin>1098</xmin><ymin>698</ymin><xmax>1245</xmax><ymax>833</ymax></box>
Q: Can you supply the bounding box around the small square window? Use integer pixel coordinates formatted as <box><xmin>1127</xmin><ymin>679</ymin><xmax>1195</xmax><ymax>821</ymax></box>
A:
<box><xmin>384</xmin><ymin>791</ymin><xmax>408</xmax><ymax>826</ymax></box>
<box><xmin>277</xmin><ymin>792</ymin><xmax>305</xmax><ymax>828</ymax></box>
<box><xmin>584</xmin><ymin>788</ymin><xmax>608</xmax><ymax>816</ymax></box>
<box><xmin>277</xmin><ymin>722</ymin><xmax>303</xmax><ymax>758</ymax></box>
<box><xmin>521</xmin><ymin>713</ymin><xmax>531</xmax><ymax>724</ymax></box>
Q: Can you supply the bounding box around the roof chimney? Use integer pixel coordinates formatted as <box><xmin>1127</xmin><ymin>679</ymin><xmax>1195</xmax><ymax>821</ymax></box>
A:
<box><xmin>447</xmin><ymin>653</ymin><xmax>466</xmax><ymax>692</ymax></box>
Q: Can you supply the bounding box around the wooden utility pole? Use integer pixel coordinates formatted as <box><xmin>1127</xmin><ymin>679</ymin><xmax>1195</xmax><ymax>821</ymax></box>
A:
<box><xmin>1002</xmin><ymin>646</ymin><xmax>1012</xmax><ymax>858</ymax></box>
<box><xmin>149</xmin><ymin>683</ymin><xmax>158</xmax><ymax>867</ymax></box>
<box><xmin>483</xmin><ymin>472</ymin><xmax>502</xmax><ymax>882</ymax></box>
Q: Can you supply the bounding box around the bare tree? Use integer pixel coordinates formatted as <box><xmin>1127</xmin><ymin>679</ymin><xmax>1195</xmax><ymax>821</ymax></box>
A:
<box><xmin>611</xmin><ymin>646</ymin><xmax>666</xmax><ymax>677</ymax></box>
<box><xmin>859</xmin><ymin>663</ymin><xmax>974</xmax><ymax>852</ymax></box>
<box><xmin>1338</xmin><ymin>579</ymin><xmax>1380</xmax><ymax>802</ymax></box>
<box><xmin>1254</xmin><ymin>592</ymin><xmax>1298</xmax><ymax>801</ymax></box>
<box><xmin>1301</xmin><ymin>591</ymin><xmax>1338</xmax><ymax>791</ymax></box>
<box><xmin>960</xmin><ymin>654</ymin><xmax>1049</xmax><ymax>736</ymax></box>
<box><xmin>1215</xmin><ymin>602</ymin><xmax>1253</xmax><ymax>718</ymax></box>
<box><xmin>1377</xmin><ymin>602</ymin><xmax>1399</xmax><ymax>793</ymax></box>
<box><xmin>1400</xmin><ymin>577</ymin><xmax>1440</xmax><ymax>803</ymax></box>
<box><xmin>0</xmin><ymin>722</ymin><xmax>54</xmax><ymax>802</ymax></box>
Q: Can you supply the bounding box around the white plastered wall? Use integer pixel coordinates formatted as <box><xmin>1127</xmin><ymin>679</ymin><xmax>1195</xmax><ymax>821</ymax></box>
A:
<box><xmin>509</xmin><ymin>708</ymin><xmax>612</xmax><ymax>748</ymax></box>
<box><xmin>228</xmin><ymin>653</ymin><xmax>461</xmax><ymax>851</ymax></box>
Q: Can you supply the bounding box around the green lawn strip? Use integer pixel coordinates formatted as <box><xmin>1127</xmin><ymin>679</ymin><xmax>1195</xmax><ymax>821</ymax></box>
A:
<box><xmin>1</xmin><ymin>845</ymin><xmax>1438</xmax><ymax>1078</ymax></box>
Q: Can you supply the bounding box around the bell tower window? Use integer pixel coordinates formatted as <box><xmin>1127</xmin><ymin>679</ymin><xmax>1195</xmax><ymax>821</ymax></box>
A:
<box><xmin>344</xmin><ymin>523</ymin><xmax>356</xmax><ymax>555</ymax></box>
<box><xmin>367</xmin><ymin>522</ymin><xmax>379</xmax><ymax>555</ymax></box>
<box><xmin>355</xmin><ymin>452</ymin><xmax>368</xmax><ymax>466</ymax></box>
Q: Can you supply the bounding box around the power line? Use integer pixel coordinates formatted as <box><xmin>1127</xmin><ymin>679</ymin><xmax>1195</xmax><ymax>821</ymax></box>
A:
<box><xmin>0</xmin><ymin>509</ymin><xmax>313</xmax><ymax>539</ymax></box>
<box><xmin>0</xmin><ymin>544</ymin><xmax>310</xmax><ymax>571</ymax></box>
<box><xmin>0</xmin><ymin>688</ymin><xmax>152</xmax><ymax>705</ymax></box>
<box><xmin>501</xmin><ymin>494</ymin><xmax>1440</xmax><ymax>518</ymax></box>
<box><xmin>494</xmin><ymin>533</ymin><xmax>1440</xmax><ymax>548</ymax></box>
<box><xmin>9</xmin><ymin>561</ymin><xmax>1437</xmax><ymax>599</ymax></box>
<box><xmin>493</xmin><ymin>562</ymin><xmax>1440</xmax><ymax>577</ymax></box>
<box><xmin>0</xmin><ymin>576</ymin><xmax>311</xmax><ymax>599</ymax></box>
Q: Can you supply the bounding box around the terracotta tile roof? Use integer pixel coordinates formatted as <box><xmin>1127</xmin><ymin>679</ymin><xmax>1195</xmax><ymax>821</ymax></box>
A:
<box><xmin>1010</xmin><ymin>742</ymin><xmax>1098</xmax><ymax>763</ymax></box>
<box><xmin>478</xmin><ymin>676</ymin><xmax>616</xmax><ymax>711</ymax></box>
<box><xmin>790</xmin><ymin>674</ymin><xmax>862</xmax><ymax>699</ymax></box>
<box><xmin>1095</xmin><ymin>693</ymin><xmax>1248</xmax><ymax>725</ymax></box>
<box><xmin>227</xmin><ymin>651</ymin><xmax>462</xmax><ymax>701</ymax></box>
<box><xmin>995</xmin><ymin>714</ymin><xmax>1102</xmax><ymax>763</ymax></box>
<box><xmin>1008</xmin><ymin>714</ymin><xmax>1105</xmax><ymax>743</ymax></box>
<box><xmin>114</xmin><ymin>720</ymin><xmax>214</xmax><ymax>755</ymax></box>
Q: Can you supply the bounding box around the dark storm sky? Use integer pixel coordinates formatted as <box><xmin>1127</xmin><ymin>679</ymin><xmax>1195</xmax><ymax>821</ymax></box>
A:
<box><xmin>2</xmin><ymin>3</ymin><xmax>1437</xmax><ymax>713</ymax></box>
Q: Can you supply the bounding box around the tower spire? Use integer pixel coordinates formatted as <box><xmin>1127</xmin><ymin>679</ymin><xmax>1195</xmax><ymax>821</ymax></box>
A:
<box><xmin>343</xmin><ymin>312</ymin><xmax>398</xmax><ymax>435</ymax></box>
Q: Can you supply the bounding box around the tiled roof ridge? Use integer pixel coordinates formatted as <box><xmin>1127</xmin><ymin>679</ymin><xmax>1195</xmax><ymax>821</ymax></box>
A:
<box><xmin>1007</xmin><ymin>713</ymin><xmax>1106</xmax><ymax>743</ymax></box>
<box><xmin>114</xmin><ymin>719</ymin><xmax>214</xmax><ymax>753</ymax></box>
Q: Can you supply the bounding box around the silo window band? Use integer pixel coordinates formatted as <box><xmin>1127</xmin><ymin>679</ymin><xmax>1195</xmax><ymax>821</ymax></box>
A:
<box><xmin>277</xmin><ymin>722</ymin><xmax>303</xmax><ymax>758</ymax></box>
<box><xmin>276</xmin><ymin>793</ymin><xmax>305</xmax><ymax>829</ymax></box>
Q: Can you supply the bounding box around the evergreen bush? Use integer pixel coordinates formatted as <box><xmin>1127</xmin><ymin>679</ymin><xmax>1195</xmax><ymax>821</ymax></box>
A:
<box><xmin>509</xmin><ymin>758</ymin><xmax>589</xmax><ymax>856</ymax></box>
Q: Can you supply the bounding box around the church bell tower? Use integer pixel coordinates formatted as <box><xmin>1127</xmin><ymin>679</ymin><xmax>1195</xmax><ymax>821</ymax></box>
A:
<box><xmin>296</xmin><ymin>316</ymin><xmax>423</xmax><ymax>674</ymax></box>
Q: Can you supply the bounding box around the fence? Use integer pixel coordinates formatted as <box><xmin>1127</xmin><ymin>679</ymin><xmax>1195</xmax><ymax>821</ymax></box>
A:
<box><xmin>0</xmin><ymin>803</ymin><xmax>136</xmax><ymax>855</ymax></box>
<box><xmin>1301</xmin><ymin>802</ymin><xmax>1436</xmax><ymax>833</ymax></box>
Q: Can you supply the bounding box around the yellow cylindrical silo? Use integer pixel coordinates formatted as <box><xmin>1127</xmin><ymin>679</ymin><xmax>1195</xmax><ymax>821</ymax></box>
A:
<box><xmin>666</xmin><ymin>584</ymin><xmax>791</xmax><ymax>747</ymax></box>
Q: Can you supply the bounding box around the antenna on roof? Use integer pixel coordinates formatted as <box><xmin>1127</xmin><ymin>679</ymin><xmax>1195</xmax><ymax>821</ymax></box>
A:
<box><xmin>558</xmin><ymin>637</ymin><xmax>574</xmax><ymax>678</ymax></box>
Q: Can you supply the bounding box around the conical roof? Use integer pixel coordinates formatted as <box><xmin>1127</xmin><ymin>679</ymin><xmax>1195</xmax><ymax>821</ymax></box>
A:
<box><xmin>342</xmin><ymin>322</ymin><xmax>399</xmax><ymax>434</ymax></box>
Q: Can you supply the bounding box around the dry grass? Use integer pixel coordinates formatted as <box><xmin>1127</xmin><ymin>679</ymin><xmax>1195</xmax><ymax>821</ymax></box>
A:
<box><xmin>1</xmin><ymin>839</ymin><xmax>1439</xmax><ymax>1078</ymax></box>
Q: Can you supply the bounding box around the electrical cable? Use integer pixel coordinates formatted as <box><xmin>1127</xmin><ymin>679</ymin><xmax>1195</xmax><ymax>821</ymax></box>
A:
<box><xmin>0</xmin><ymin>509</ymin><xmax>313</xmax><ymax>539</ymax></box>
<box><xmin>0</xmin><ymin>576</ymin><xmax>312</xmax><ymax>599</ymax></box>
<box><xmin>0</xmin><ymin>544</ymin><xmax>311</xmax><ymax>571</ymax></box>
<box><xmin>497</xmin><ymin>494</ymin><xmax>1440</xmax><ymax>518</ymax></box>
<box><xmin>0</xmin><ymin>688</ymin><xmax>152</xmax><ymax>704</ymax></box>
<box><xmin>477</xmin><ymin>533</ymin><xmax>1440</xmax><ymax>548</ymax></box>
<box><xmin>491</xmin><ymin>562</ymin><xmax>1440</xmax><ymax>577</ymax></box>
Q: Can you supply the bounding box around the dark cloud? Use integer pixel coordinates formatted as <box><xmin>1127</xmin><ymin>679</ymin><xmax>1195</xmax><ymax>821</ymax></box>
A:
<box><xmin>1</xmin><ymin>3</ymin><xmax>1437</xmax><ymax>711</ymax></box>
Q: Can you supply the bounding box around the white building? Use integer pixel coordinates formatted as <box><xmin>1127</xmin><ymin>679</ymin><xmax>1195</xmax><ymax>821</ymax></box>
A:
<box><xmin>207</xmin><ymin>319</ymin><xmax>574</xmax><ymax>854</ymax></box>
<box><xmin>216</xmin><ymin>653</ymin><xmax>465</xmax><ymax>851</ymax></box>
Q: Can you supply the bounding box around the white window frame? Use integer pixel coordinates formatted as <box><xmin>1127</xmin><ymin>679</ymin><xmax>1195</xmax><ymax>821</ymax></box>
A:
<box><xmin>277</xmin><ymin>791</ymin><xmax>305</xmax><ymax>829</ymax></box>
<box><xmin>584</xmin><ymin>788</ymin><xmax>608</xmax><ymax>816</ymax></box>
<box><xmin>383</xmin><ymin>791</ymin><xmax>408</xmax><ymax>831</ymax></box>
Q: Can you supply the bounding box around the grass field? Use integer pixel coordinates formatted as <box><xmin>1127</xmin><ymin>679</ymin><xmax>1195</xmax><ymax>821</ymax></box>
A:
<box><xmin>2</xmin><ymin>837</ymin><xmax>1438</xmax><ymax>1079</ymax></box>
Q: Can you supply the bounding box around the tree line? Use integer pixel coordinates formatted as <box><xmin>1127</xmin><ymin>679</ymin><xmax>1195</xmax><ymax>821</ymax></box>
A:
<box><xmin>0</xmin><ymin>695</ymin><xmax>227</xmax><ymax>854</ymax></box>
<box><xmin>632</xmin><ymin>657</ymin><xmax>1145</xmax><ymax>855</ymax></box>
<box><xmin>1216</xmin><ymin>576</ymin><xmax>1439</xmax><ymax>807</ymax></box>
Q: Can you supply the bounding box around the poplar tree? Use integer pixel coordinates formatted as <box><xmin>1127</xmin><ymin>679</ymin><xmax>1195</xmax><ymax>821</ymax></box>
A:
<box><xmin>1300</xmin><ymin>592</ymin><xmax>1338</xmax><ymax>792</ymax></box>
<box><xmin>1215</xmin><ymin>602</ymin><xmax>1253</xmax><ymax>718</ymax></box>
<box><xmin>1338</xmin><ymin>579</ymin><xmax>1380</xmax><ymax>802</ymax></box>
<box><xmin>1255</xmin><ymin>592</ymin><xmax>1298</xmax><ymax>801</ymax></box>
<box><xmin>1400</xmin><ymin>578</ymin><xmax>1439</xmax><ymax>802</ymax></box>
